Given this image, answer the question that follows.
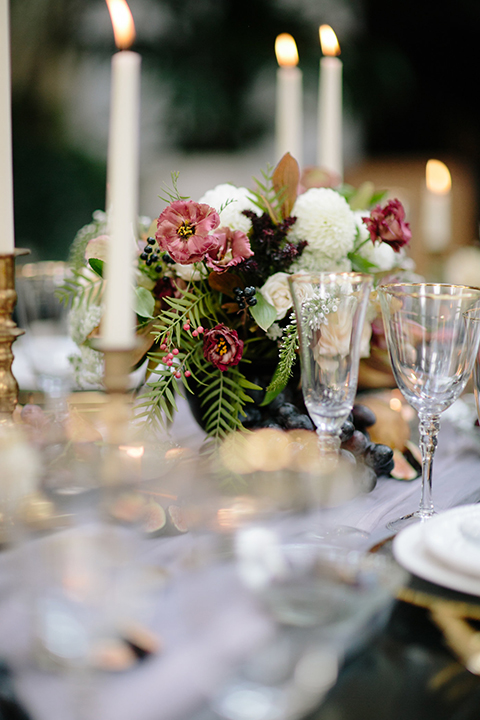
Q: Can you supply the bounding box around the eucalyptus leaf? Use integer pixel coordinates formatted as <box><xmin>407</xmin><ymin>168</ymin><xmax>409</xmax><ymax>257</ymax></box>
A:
<box><xmin>134</xmin><ymin>286</ymin><xmax>155</xmax><ymax>318</ymax></box>
<box><xmin>249</xmin><ymin>291</ymin><xmax>277</xmax><ymax>331</ymax></box>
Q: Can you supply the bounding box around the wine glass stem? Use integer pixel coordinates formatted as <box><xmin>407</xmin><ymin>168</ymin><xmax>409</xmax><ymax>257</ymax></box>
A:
<box><xmin>418</xmin><ymin>412</ymin><xmax>440</xmax><ymax>518</ymax></box>
<box><xmin>316</xmin><ymin>431</ymin><xmax>341</xmax><ymax>457</ymax></box>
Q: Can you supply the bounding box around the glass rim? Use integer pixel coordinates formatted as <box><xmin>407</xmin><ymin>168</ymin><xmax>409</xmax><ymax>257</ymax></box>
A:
<box><xmin>288</xmin><ymin>271</ymin><xmax>374</xmax><ymax>283</ymax></box>
<box><xmin>377</xmin><ymin>282</ymin><xmax>480</xmax><ymax>300</ymax></box>
<box><xmin>463</xmin><ymin>307</ymin><xmax>480</xmax><ymax>321</ymax></box>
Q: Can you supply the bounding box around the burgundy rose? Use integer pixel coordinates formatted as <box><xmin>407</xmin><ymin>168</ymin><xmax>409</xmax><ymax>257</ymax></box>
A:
<box><xmin>206</xmin><ymin>227</ymin><xmax>254</xmax><ymax>273</ymax></box>
<box><xmin>362</xmin><ymin>199</ymin><xmax>411</xmax><ymax>252</ymax></box>
<box><xmin>155</xmin><ymin>200</ymin><xmax>221</xmax><ymax>264</ymax></box>
<box><xmin>203</xmin><ymin>324</ymin><xmax>244</xmax><ymax>371</ymax></box>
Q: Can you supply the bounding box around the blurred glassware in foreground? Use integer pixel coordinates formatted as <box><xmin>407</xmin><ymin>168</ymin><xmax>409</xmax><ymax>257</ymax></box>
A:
<box><xmin>378</xmin><ymin>283</ymin><xmax>480</xmax><ymax>532</ymax></box>
<box><xmin>287</xmin><ymin>271</ymin><xmax>374</xmax><ymax>543</ymax></box>
<box><xmin>14</xmin><ymin>262</ymin><xmax>77</xmax><ymax>396</ymax></box>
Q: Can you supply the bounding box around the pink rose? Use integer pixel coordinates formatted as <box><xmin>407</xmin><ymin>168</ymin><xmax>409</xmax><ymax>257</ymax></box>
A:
<box><xmin>206</xmin><ymin>227</ymin><xmax>254</xmax><ymax>273</ymax></box>
<box><xmin>203</xmin><ymin>324</ymin><xmax>244</xmax><ymax>371</ymax></box>
<box><xmin>155</xmin><ymin>200</ymin><xmax>221</xmax><ymax>264</ymax></box>
<box><xmin>362</xmin><ymin>199</ymin><xmax>411</xmax><ymax>252</ymax></box>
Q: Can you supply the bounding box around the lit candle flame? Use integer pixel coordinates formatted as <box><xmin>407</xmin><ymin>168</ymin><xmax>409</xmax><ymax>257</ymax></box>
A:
<box><xmin>275</xmin><ymin>33</ymin><xmax>299</xmax><ymax>67</ymax></box>
<box><xmin>106</xmin><ymin>0</ymin><xmax>136</xmax><ymax>50</ymax></box>
<box><xmin>319</xmin><ymin>25</ymin><xmax>340</xmax><ymax>56</ymax></box>
<box><xmin>426</xmin><ymin>159</ymin><xmax>451</xmax><ymax>195</ymax></box>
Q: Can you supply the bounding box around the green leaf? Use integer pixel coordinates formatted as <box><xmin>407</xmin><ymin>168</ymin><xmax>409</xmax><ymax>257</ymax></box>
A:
<box><xmin>249</xmin><ymin>291</ymin><xmax>277</xmax><ymax>331</ymax></box>
<box><xmin>260</xmin><ymin>366</ymin><xmax>289</xmax><ymax>406</ymax></box>
<box><xmin>237</xmin><ymin>377</ymin><xmax>263</xmax><ymax>391</ymax></box>
<box><xmin>348</xmin><ymin>252</ymin><xmax>377</xmax><ymax>274</ymax></box>
<box><xmin>134</xmin><ymin>286</ymin><xmax>155</xmax><ymax>318</ymax></box>
<box><xmin>88</xmin><ymin>258</ymin><xmax>104</xmax><ymax>278</ymax></box>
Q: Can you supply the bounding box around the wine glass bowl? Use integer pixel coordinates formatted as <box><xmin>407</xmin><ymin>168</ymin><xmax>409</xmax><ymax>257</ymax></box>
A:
<box><xmin>378</xmin><ymin>283</ymin><xmax>480</xmax><ymax>531</ymax></box>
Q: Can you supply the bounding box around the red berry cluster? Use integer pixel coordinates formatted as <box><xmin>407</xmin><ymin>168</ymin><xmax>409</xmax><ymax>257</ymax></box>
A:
<box><xmin>158</xmin><ymin>323</ymin><xmax>205</xmax><ymax>379</ymax></box>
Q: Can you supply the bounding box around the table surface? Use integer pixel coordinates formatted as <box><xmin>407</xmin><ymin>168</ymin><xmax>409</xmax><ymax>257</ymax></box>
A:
<box><xmin>2</xmin><ymin>396</ymin><xmax>480</xmax><ymax>720</ymax></box>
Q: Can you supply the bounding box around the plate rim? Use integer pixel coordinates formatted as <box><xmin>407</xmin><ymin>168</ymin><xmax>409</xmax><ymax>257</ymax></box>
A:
<box><xmin>393</xmin><ymin>521</ymin><xmax>480</xmax><ymax>597</ymax></box>
<box><xmin>422</xmin><ymin>504</ymin><xmax>480</xmax><ymax>578</ymax></box>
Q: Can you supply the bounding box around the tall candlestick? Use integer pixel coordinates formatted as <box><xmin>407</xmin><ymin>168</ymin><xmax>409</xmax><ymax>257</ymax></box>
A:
<box><xmin>103</xmin><ymin>0</ymin><xmax>140</xmax><ymax>350</ymax></box>
<box><xmin>317</xmin><ymin>25</ymin><xmax>343</xmax><ymax>182</ymax></box>
<box><xmin>275</xmin><ymin>34</ymin><xmax>303</xmax><ymax>167</ymax></box>
<box><xmin>422</xmin><ymin>159</ymin><xmax>452</xmax><ymax>253</ymax></box>
<box><xmin>0</xmin><ymin>0</ymin><xmax>15</xmax><ymax>254</ymax></box>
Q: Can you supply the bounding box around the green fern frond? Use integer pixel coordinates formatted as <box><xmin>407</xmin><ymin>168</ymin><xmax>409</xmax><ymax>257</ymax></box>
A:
<box><xmin>249</xmin><ymin>165</ymin><xmax>286</xmax><ymax>223</ymax></box>
<box><xmin>158</xmin><ymin>171</ymin><xmax>190</xmax><ymax>205</ymax></box>
<box><xmin>264</xmin><ymin>314</ymin><xmax>299</xmax><ymax>399</ymax></box>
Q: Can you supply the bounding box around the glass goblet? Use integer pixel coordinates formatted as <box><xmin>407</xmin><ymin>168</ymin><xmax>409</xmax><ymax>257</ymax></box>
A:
<box><xmin>288</xmin><ymin>271</ymin><xmax>374</xmax><ymax>456</ymax></box>
<box><xmin>378</xmin><ymin>283</ymin><xmax>480</xmax><ymax>532</ymax></box>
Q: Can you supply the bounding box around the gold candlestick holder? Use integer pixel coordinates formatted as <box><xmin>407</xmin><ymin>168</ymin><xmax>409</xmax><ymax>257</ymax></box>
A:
<box><xmin>102</xmin><ymin>347</ymin><xmax>134</xmax><ymax>446</ymax></box>
<box><xmin>0</xmin><ymin>249</ymin><xmax>29</xmax><ymax>423</ymax></box>
<box><xmin>91</xmin><ymin>343</ymin><xmax>137</xmax><ymax>486</ymax></box>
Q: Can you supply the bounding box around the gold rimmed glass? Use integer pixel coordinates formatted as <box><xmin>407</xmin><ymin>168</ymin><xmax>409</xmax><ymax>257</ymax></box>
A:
<box><xmin>378</xmin><ymin>283</ymin><xmax>480</xmax><ymax>532</ymax></box>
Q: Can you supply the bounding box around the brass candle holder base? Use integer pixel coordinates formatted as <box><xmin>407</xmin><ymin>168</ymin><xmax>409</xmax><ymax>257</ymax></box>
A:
<box><xmin>91</xmin><ymin>343</ymin><xmax>138</xmax><ymax>486</ymax></box>
<box><xmin>103</xmin><ymin>347</ymin><xmax>134</xmax><ymax>447</ymax></box>
<box><xmin>0</xmin><ymin>249</ymin><xmax>29</xmax><ymax>423</ymax></box>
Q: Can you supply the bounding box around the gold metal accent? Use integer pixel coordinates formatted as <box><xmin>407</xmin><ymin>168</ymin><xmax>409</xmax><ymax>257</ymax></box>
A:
<box><xmin>396</xmin><ymin>585</ymin><xmax>480</xmax><ymax>675</ymax></box>
<box><xmin>96</xmin><ymin>346</ymin><xmax>136</xmax><ymax>486</ymax></box>
<box><xmin>396</xmin><ymin>586</ymin><xmax>480</xmax><ymax>620</ymax></box>
<box><xmin>0</xmin><ymin>249</ymin><xmax>29</xmax><ymax>422</ymax></box>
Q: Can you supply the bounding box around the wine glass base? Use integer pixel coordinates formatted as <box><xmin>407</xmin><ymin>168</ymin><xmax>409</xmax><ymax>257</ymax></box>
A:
<box><xmin>387</xmin><ymin>510</ymin><xmax>437</xmax><ymax>533</ymax></box>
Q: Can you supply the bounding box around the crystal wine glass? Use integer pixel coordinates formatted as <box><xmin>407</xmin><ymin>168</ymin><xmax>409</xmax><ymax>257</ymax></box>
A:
<box><xmin>378</xmin><ymin>283</ymin><xmax>480</xmax><ymax>532</ymax></box>
<box><xmin>288</xmin><ymin>272</ymin><xmax>374</xmax><ymax>456</ymax></box>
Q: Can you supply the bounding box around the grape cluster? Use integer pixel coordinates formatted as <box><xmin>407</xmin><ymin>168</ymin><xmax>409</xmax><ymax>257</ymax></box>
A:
<box><xmin>339</xmin><ymin>404</ymin><xmax>395</xmax><ymax>489</ymax></box>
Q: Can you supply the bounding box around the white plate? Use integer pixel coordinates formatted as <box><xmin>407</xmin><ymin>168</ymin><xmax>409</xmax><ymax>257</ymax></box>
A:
<box><xmin>393</xmin><ymin>522</ymin><xmax>480</xmax><ymax>596</ymax></box>
<box><xmin>422</xmin><ymin>505</ymin><xmax>480</xmax><ymax>578</ymax></box>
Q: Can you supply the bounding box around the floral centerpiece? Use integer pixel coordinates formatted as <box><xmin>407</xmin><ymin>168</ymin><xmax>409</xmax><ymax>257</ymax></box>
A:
<box><xmin>59</xmin><ymin>154</ymin><xmax>413</xmax><ymax>444</ymax></box>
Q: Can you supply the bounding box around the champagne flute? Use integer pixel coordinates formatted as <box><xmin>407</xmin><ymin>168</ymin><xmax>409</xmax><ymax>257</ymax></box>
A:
<box><xmin>378</xmin><ymin>283</ymin><xmax>480</xmax><ymax>532</ymax></box>
<box><xmin>288</xmin><ymin>272</ymin><xmax>374</xmax><ymax>543</ymax></box>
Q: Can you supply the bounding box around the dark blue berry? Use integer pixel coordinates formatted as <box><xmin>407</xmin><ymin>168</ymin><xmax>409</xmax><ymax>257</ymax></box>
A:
<box><xmin>144</xmin><ymin>246</ymin><xmax>152</xmax><ymax>254</ymax></box>
<box><xmin>244</xmin><ymin>286</ymin><xmax>255</xmax><ymax>297</ymax></box>
<box><xmin>151</xmin><ymin>254</ymin><xmax>159</xmax><ymax>262</ymax></box>
<box><xmin>234</xmin><ymin>287</ymin><xmax>244</xmax><ymax>297</ymax></box>
<box><xmin>237</xmin><ymin>300</ymin><xmax>246</xmax><ymax>309</ymax></box>
<box><xmin>155</xmin><ymin>265</ymin><xmax>162</xmax><ymax>272</ymax></box>
<box><xmin>147</xmin><ymin>236</ymin><xmax>156</xmax><ymax>245</ymax></box>
<box><xmin>140</xmin><ymin>252</ymin><xmax>148</xmax><ymax>261</ymax></box>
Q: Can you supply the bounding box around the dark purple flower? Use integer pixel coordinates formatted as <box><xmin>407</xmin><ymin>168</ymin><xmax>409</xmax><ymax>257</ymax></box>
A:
<box><xmin>203</xmin><ymin>324</ymin><xmax>244</xmax><ymax>371</ymax></box>
<box><xmin>362</xmin><ymin>199</ymin><xmax>411</xmax><ymax>252</ymax></box>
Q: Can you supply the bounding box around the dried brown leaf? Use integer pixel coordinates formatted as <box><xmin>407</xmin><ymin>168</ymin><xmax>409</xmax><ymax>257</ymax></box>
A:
<box><xmin>272</xmin><ymin>153</ymin><xmax>300</xmax><ymax>218</ymax></box>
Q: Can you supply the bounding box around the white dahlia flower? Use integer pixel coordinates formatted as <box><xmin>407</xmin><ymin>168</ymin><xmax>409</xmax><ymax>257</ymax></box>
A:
<box><xmin>290</xmin><ymin>188</ymin><xmax>356</xmax><ymax>270</ymax></box>
<box><xmin>199</xmin><ymin>183</ymin><xmax>260</xmax><ymax>234</ymax></box>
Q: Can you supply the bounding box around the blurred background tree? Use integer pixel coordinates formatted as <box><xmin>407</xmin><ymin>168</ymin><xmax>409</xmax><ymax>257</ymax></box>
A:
<box><xmin>9</xmin><ymin>0</ymin><xmax>480</xmax><ymax>260</ymax></box>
